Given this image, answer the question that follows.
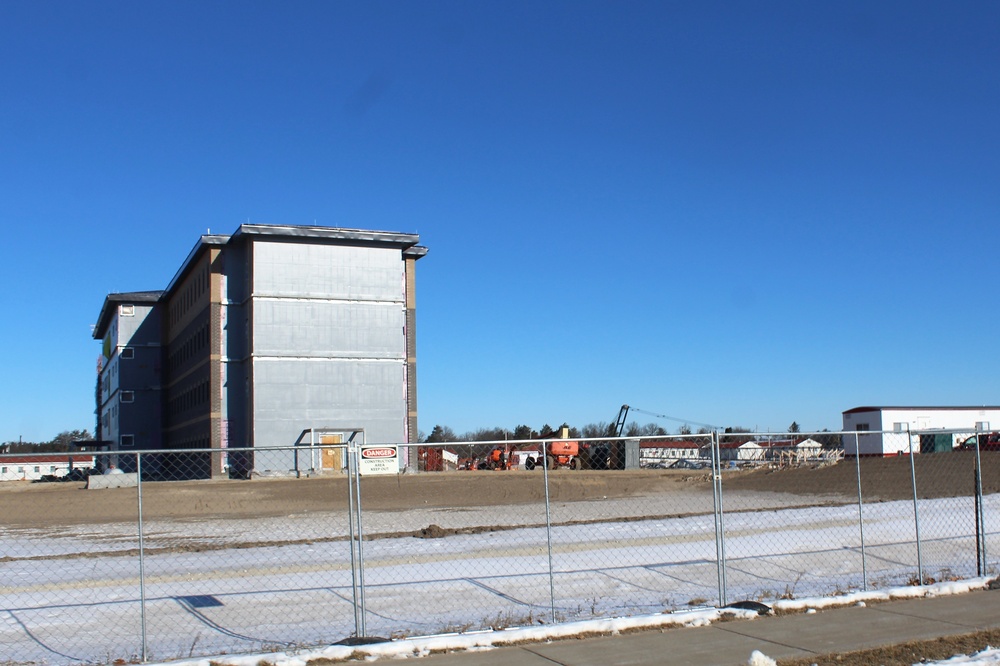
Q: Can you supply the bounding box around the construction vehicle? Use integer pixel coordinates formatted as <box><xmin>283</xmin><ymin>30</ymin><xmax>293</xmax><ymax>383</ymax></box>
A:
<box><xmin>534</xmin><ymin>428</ymin><xmax>582</xmax><ymax>470</ymax></box>
<box><xmin>518</xmin><ymin>427</ymin><xmax>581</xmax><ymax>470</ymax></box>
<box><xmin>481</xmin><ymin>445</ymin><xmax>512</xmax><ymax>470</ymax></box>
<box><xmin>547</xmin><ymin>437</ymin><xmax>582</xmax><ymax>469</ymax></box>
<box><xmin>585</xmin><ymin>405</ymin><xmax>632</xmax><ymax>470</ymax></box>
<box><xmin>524</xmin><ymin>407</ymin><xmax>632</xmax><ymax>471</ymax></box>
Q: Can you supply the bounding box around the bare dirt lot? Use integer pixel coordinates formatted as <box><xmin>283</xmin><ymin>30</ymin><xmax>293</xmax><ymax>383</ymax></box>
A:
<box><xmin>1</xmin><ymin>451</ymin><xmax>996</xmax><ymax>529</ymax></box>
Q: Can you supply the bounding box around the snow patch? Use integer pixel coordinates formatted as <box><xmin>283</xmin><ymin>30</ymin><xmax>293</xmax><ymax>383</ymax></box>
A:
<box><xmin>151</xmin><ymin>578</ymin><xmax>996</xmax><ymax>666</ymax></box>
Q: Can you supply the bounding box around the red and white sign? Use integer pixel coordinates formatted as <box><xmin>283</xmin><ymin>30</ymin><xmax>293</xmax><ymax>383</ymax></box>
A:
<box><xmin>359</xmin><ymin>445</ymin><xmax>398</xmax><ymax>476</ymax></box>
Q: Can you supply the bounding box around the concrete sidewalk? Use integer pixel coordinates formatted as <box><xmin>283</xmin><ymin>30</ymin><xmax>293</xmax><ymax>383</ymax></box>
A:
<box><xmin>412</xmin><ymin>589</ymin><xmax>1000</xmax><ymax>665</ymax></box>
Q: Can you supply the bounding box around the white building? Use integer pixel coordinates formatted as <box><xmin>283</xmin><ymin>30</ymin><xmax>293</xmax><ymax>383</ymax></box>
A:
<box><xmin>842</xmin><ymin>406</ymin><xmax>1000</xmax><ymax>456</ymax></box>
<box><xmin>0</xmin><ymin>455</ymin><xmax>96</xmax><ymax>482</ymax></box>
<box><xmin>640</xmin><ymin>440</ymin><xmax>703</xmax><ymax>465</ymax></box>
<box><xmin>510</xmin><ymin>449</ymin><xmax>541</xmax><ymax>470</ymax></box>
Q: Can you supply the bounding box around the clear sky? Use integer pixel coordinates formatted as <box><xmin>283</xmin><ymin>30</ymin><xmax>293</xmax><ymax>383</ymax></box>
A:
<box><xmin>1</xmin><ymin>1</ymin><xmax>997</xmax><ymax>443</ymax></box>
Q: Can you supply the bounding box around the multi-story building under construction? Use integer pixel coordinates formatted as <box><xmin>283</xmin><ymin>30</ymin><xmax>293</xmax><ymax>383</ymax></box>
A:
<box><xmin>92</xmin><ymin>224</ymin><xmax>427</xmax><ymax>479</ymax></box>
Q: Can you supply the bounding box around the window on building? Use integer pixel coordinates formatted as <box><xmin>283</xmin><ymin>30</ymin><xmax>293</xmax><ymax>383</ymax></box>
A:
<box><xmin>33</xmin><ymin>466</ymin><xmax>40</xmax><ymax>473</ymax></box>
<box><xmin>121</xmin><ymin>347</ymin><xmax>134</xmax><ymax>360</ymax></box>
<box><xmin>120</xmin><ymin>304</ymin><xmax>135</xmax><ymax>316</ymax></box>
<box><xmin>856</xmin><ymin>423</ymin><xmax>869</xmax><ymax>431</ymax></box>
<box><xmin>17</xmin><ymin>467</ymin><xmax>24</xmax><ymax>473</ymax></box>
<box><xmin>121</xmin><ymin>434</ymin><xmax>135</xmax><ymax>448</ymax></box>
<box><xmin>121</xmin><ymin>391</ymin><xmax>135</xmax><ymax>403</ymax></box>
<box><xmin>50</xmin><ymin>466</ymin><xmax>56</xmax><ymax>472</ymax></box>
<box><xmin>1</xmin><ymin>467</ymin><xmax>6</xmax><ymax>474</ymax></box>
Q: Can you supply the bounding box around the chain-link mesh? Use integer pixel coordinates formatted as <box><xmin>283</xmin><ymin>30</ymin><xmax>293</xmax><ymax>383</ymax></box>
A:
<box><xmin>1</xmin><ymin>450</ymin><xmax>145</xmax><ymax>663</ymax></box>
<box><xmin>547</xmin><ymin>434</ymin><xmax>721</xmax><ymax>619</ymax></box>
<box><xmin>2</xmin><ymin>431</ymin><xmax>998</xmax><ymax>664</ymax></box>
<box><xmin>0</xmin><ymin>447</ymin><xmax>359</xmax><ymax>663</ymax></box>
<box><xmin>353</xmin><ymin>443</ymin><xmax>553</xmax><ymax>638</ymax></box>
<box><xmin>135</xmin><ymin>448</ymin><xmax>356</xmax><ymax>661</ymax></box>
<box><xmin>717</xmin><ymin>433</ymin><xmax>867</xmax><ymax>602</ymax></box>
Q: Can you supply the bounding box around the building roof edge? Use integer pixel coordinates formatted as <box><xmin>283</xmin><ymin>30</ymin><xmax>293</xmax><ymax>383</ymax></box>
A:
<box><xmin>93</xmin><ymin>291</ymin><xmax>166</xmax><ymax>339</ymax></box>
<box><xmin>231</xmin><ymin>224</ymin><xmax>421</xmax><ymax>248</ymax></box>
<box><xmin>843</xmin><ymin>406</ymin><xmax>1000</xmax><ymax>415</ymax></box>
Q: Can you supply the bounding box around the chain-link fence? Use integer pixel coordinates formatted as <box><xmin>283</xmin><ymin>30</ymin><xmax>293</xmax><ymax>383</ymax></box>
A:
<box><xmin>1</xmin><ymin>428</ymin><xmax>996</xmax><ymax>663</ymax></box>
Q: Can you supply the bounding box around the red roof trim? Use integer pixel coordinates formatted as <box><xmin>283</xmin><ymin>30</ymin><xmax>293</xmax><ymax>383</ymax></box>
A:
<box><xmin>1</xmin><ymin>455</ymin><xmax>95</xmax><ymax>464</ymax></box>
<box><xmin>639</xmin><ymin>440</ymin><xmax>703</xmax><ymax>449</ymax></box>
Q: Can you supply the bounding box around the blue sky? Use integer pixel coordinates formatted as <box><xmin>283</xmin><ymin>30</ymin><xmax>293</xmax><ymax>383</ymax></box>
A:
<box><xmin>1</xmin><ymin>1</ymin><xmax>997</xmax><ymax>443</ymax></box>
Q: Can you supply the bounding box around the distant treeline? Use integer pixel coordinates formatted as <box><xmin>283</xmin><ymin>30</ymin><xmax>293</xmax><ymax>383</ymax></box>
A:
<box><xmin>0</xmin><ymin>429</ymin><xmax>92</xmax><ymax>454</ymax></box>
<box><xmin>422</xmin><ymin>421</ymin><xmax>840</xmax><ymax>448</ymax></box>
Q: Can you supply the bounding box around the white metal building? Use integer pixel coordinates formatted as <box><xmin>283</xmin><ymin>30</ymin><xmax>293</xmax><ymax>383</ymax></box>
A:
<box><xmin>842</xmin><ymin>406</ymin><xmax>1000</xmax><ymax>456</ymax></box>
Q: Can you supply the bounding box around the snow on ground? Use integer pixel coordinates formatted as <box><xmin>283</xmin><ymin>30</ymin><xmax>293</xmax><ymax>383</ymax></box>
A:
<box><xmin>924</xmin><ymin>648</ymin><xmax>1000</xmax><ymax>665</ymax></box>
<box><xmin>150</xmin><ymin>578</ymin><xmax>995</xmax><ymax>666</ymax></box>
<box><xmin>2</xmin><ymin>492</ymin><xmax>999</xmax><ymax>664</ymax></box>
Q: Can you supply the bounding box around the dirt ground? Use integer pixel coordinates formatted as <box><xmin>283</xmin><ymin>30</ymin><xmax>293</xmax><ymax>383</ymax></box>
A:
<box><xmin>2</xmin><ymin>451</ymin><xmax>996</xmax><ymax>529</ymax></box>
<box><xmin>4</xmin><ymin>453</ymin><xmax>998</xmax><ymax>664</ymax></box>
<box><xmin>0</xmin><ymin>468</ymin><xmax>710</xmax><ymax>528</ymax></box>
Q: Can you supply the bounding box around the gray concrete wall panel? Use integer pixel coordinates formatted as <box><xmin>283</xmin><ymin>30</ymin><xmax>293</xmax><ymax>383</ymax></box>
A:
<box><xmin>253</xmin><ymin>301</ymin><xmax>404</xmax><ymax>358</ymax></box>
<box><xmin>120</xmin><ymin>347</ymin><xmax>162</xmax><ymax>391</ymax></box>
<box><xmin>252</xmin><ymin>242</ymin><xmax>404</xmax><ymax>302</ymax></box>
<box><xmin>118</xmin><ymin>304</ymin><xmax>160</xmax><ymax>347</ymax></box>
<box><xmin>119</xmin><ymin>402</ymin><xmax>162</xmax><ymax>450</ymax></box>
<box><xmin>252</xmin><ymin>359</ymin><xmax>406</xmax><ymax>469</ymax></box>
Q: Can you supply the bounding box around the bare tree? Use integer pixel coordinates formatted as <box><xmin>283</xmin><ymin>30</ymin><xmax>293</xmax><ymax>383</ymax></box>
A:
<box><xmin>425</xmin><ymin>425</ymin><xmax>458</xmax><ymax>443</ymax></box>
<box><xmin>581</xmin><ymin>422</ymin><xmax>610</xmax><ymax>439</ymax></box>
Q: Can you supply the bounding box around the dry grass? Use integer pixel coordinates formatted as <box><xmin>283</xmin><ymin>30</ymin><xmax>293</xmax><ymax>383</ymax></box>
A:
<box><xmin>778</xmin><ymin>628</ymin><xmax>1000</xmax><ymax>666</ymax></box>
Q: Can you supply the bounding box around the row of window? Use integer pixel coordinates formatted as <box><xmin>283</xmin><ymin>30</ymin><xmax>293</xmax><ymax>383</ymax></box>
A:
<box><xmin>99</xmin><ymin>392</ymin><xmax>136</xmax><ymax>436</ymax></box>
<box><xmin>1</xmin><ymin>466</ymin><xmax>57</xmax><ymax>474</ymax></box>
<box><xmin>167</xmin><ymin>323</ymin><xmax>210</xmax><ymax>377</ymax></box>
<box><xmin>168</xmin><ymin>263</ymin><xmax>210</xmax><ymax>326</ymax></box>
<box><xmin>100</xmin><ymin>347</ymin><xmax>135</xmax><ymax>395</ymax></box>
<box><xmin>167</xmin><ymin>435</ymin><xmax>210</xmax><ymax>449</ymax></box>
<box><xmin>101</xmin><ymin>402</ymin><xmax>119</xmax><ymax>435</ymax></box>
<box><xmin>166</xmin><ymin>380</ymin><xmax>210</xmax><ymax>420</ymax></box>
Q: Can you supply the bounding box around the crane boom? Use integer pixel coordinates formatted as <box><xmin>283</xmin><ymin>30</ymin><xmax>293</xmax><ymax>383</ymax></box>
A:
<box><xmin>613</xmin><ymin>404</ymin><xmax>630</xmax><ymax>438</ymax></box>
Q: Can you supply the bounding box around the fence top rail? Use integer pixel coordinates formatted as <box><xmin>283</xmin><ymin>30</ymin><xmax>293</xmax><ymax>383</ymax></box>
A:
<box><xmin>415</xmin><ymin>434</ymin><xmax>715</xmax><ymax>449</ymax></box>
<box><xmin>6</xmin><ymin>429</ymin><xmax>987</xmax><ymax>462</ymax></box>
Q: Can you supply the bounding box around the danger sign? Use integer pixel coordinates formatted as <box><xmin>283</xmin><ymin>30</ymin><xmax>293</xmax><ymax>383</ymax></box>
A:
<box><xmin>358</xmin><ymin>445</ymin><xmax>399</xmax><ymax>476</ymax></box>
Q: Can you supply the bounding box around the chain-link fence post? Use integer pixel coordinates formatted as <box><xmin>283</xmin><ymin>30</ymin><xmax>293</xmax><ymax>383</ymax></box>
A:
<box><xmin>975</xmin><ymin>422</ymin><xmax>987</xmax><ymax>575</ymax></box>
<box><xmin>711</xmin><ymin>430</ymin><xmax>727</xmax><ymax>606</ymax></box>
<box><xmin>136</xmin><ymin>451</ymin><xmax>148</xmax><ymax>662</ymax></box>
<box><xmin>905</xmin><ymin>425</ymin><xmax>924</xmax><ymax>583</ymax></box>
<box><xmin>541</xmin><ymin>439</ymin><xmax>557</xmax><ymax>625</ymax></box>
<box><xmin>345</xmin><ymin>432</ymin><xmax>368</xmax><ymax>638</ymax></box>
<box><xmin>853</xmin><ymin>432</ymin><xmax>868</xmax><ymax>591</ymax></box>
